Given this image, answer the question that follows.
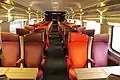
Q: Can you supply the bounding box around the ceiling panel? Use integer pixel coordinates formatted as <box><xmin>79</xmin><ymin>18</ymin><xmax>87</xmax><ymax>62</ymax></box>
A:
<box><xmin>14</xmin><ymin>0</ymin><xmax>99</xmax><ymax>12</ymax></box>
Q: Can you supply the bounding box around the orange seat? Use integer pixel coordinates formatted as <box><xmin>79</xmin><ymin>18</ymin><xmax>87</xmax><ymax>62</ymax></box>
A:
<box><xmin>67</xmin><ymin>32</ymin><xmax>88</xmax><ymax>80</ymax></box>
<box><xmin>24</xmin><ymin>25</ymin><xmax>35</xmax><ymax>31</ymax></box>
<box><xmin>38</xmin><ymin>26</ymin><xmax>48</xmax><ymax>29</ymax></box>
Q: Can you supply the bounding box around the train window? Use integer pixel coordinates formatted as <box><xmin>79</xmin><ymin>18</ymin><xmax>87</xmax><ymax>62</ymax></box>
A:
<box><xmin>67</xmin><ymin>20</ymin><xmax>101</xmax><ymax>34</ymax></box>
<box><xmin>29</xmin><ymin>19</ymin><xmax>36</xmax><ymax>25</ymax></box>
<box><xmin>74</xmin><ymin>19</ymin><xmax>81</xmax><ymax>25</ymax></box>
<box><xmin>85</xmin><ymin>21</ymin><xmax>100</xmax><ymax>34</ymax></box>
<box><xmin>111</xmin><ymin>26</ymin><xmax>120</xmax><ymax>53</ymax></box>
<box><xmin>10</xmin><ymin>20</ymin><xmax>25</xmax><ymax>34</ymax></box>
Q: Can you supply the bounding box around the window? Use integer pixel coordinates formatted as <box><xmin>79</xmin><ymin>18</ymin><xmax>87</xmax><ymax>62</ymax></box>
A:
<box><xmin>67</xmin><ymin>20</ymin><xmax>101</xmax><ymax>34</ymax></box>
<box><xmin>74</xmin><ymin>19</ymin><xmax>81</xmax><ymax>25</ymax></box>
<box><xmin>111</xmin><ymin>26</ymin><xmax>120</xmax><ymax>53</ymax></box>
<box><xmin>10</xmin><ymin>21</ymin><xmax>25</xmax><ymax>34</ymax></box>
<box><xmin>29</xmin><ymin>19</ymin><xmax>36</xmax><ymax>25</ymax></box>
<box><xmin>85</xmin><ymin>21</ymin><xmax>100</xmax><ymax>34</ymax></box>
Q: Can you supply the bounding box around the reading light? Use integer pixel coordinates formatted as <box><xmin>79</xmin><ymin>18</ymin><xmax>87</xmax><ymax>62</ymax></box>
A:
<box><xmin>100</xmin><ymin>2</ymin><xmax>106</xmax><ymax>7</ymax></box>
<box><xmin>0</xmin><ymin>20</ymin><xmax>3</xmax><ymax>23</ymax></box>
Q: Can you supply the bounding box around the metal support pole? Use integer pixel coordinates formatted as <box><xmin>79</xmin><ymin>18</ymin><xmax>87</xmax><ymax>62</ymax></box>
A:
<box><xmin>7</xmin><ymin>10</ymin><xmax>11</xmax><ymax>22</ymax></box>
<box><xmin>36</xmin><ymin>11</ymin><xmax>39</xmax><ymax>22</ymax></box>
<box><xmin>97</xmin><ymin>8</ymin><xmax>109</xmax><ymax>34</ymax></box>
<box><xmin>36</xmin><ymin>14</ymin><xmax>39</xmax><ymax>22</ymax></box>
<box><xmin>67</xmin><ymin>15</ymin><xmax>69</xmax><ymax>19</ymax></box>
<box><xmin>72</xmin><ymin>15</ymin><xmax>74</xmax><ymax>19</ymax></box>
<box><xmin>79</xmin><ymin>14</ymin><xmax>83</xmax><ymax>25</ymax></box>
<box><xmin>19</xmin><ymin>36</ymin><xmax>24</xmax><ymax>68</ymax></box>
<box><xmin>28</xmin><ymin>12</ymin><xmax>31</xmax><ymax>24</ymax></box>
<box><xmin>1</xmin><ymin>0</ymin><xmax>14</xmax><ymax>22</ymax></box>
<box><xmin>97</xmin><ymin>8</ymin><xmax>108</xmax><ymax>24</ymax></box>
<box><xmin>79</xmin><ymin>13</ymin><xmax>84</xmax><ymax>26</ymax></box>
<box><xmin>40</xmin><ymin>13</ymin><xmax>43</xmax><ymax>21</ymax></box>
<box><xmin>65</xmin><ymin>14</ymin><xmax>67</xmax><ymax>20</ymax></box>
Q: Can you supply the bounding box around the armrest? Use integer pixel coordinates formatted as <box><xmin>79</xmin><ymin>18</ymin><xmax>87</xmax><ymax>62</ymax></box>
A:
<box><xmin>42</xmin><ymin>55</ymin><xmax>46</xmax><ymax>59</ymax></box>
<box><xmin>65</xmin><ymin>56</ymin><xmax>72</xmax><ymax>68</ymax></box>
<box><xmin>108</xmin><ymin>55</ymin><xmax>119</xmax><ymax>64</ymax></box>
<box><xmin>65</xmin><ymin>55</ymin><xmax>68</xmax><ymax>59</ymax></box>
<box><xmin>88</xmin><ymin>58</ymin><xmax>95</xmax><ymax>65</ymax></box>
<box><xmin>41</xmin><ymin>56</ymin><xmax>46</xmax><ymax>66</ymax></box>
<box><xmin>16</xmin><ymin>58</ymin><xmax>24</xmax><ymax>65</ymax></box>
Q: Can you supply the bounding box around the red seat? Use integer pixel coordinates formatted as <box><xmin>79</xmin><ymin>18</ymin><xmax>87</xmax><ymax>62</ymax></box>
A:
<box><xmin>24</xmin><ymin>32</ymin><xmax>46</xmax><ymax>80</ymax></box>
<box><xmin>67</xmin><ymin>32</ymin><xmax>89</xmax><ymax>80</ymax></box>
<box><xmin>1</xmin><ymin>32</ymin><xmax>22</xmax><ymax>67</ymax></box>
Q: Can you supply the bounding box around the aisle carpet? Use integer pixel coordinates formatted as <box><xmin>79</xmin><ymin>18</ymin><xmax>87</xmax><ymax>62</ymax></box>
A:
<box><xmin>43</xmin><ymin>23</ymin><xmax>69</xmax><ymax>80</ymax></box>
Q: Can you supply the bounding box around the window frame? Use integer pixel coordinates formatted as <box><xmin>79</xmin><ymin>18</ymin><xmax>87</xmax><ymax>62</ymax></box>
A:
<box><xmin>110</xmin><ymin>26</ymin><xmax>120</xmax><ymax>54</ymax></box>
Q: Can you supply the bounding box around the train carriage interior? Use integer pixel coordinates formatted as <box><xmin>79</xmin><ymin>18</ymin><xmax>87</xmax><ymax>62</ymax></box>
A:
<box><xmin>0</xmin><ymin>0</ymin><xmax>120</xmax><ymax>80</ymax></box>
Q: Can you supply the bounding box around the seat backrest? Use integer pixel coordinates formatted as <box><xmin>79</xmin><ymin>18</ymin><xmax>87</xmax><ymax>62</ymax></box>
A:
<box><xmin>24</xmin><ymin>33</ymin><xmax>44</xmax><ymax>68</ymax></box>
<box><xmin>1</xmin><ymin>32</ymin><xmax>19</xmax><ymax>67</ymax></box>
<box><xmin>68</xmin><ymin>32</ymin><xmax>88</xmax><ymax>68</ymax></box>
<box><xmin>92</xmin><ymin>34</ymin><xmax>109</xmax><ymax>67</ymax></box>
<box><xmin>16</xmin><ymin>28</ymin><xmax>29</xmax><ymax>36</ymax></box>
<box><xmin>24</xmin><ymin>25</ymin><xmax>34</xmax><ymax>31</ymax></box>
<box><xmin>34</xmin><ymin>28</ymin><xmax>46</xmax><ymax>33</ymax></box>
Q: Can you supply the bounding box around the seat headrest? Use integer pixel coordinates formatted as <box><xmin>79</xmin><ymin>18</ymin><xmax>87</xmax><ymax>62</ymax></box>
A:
<box><xmin>1</xmin><ymin>32</ymin><xmax>18</xmax><ymax>41</ymax></box>
<box><xmin>82</xmin><ymin>29</ymin><xmax>95</xmax><ymax>37</ymax></box>
<box><xmin>39</xmin><ymin>26</ymin><xmax>48</xmax><ymax>29</ymax></box>
<box><xmin>16</xmin><ymin>28</ymin><xmax>29</xmax><ymax>36</ymax></box>
<box><xmin>69</xmin><ymin>32</ymin><xmax>88</xmax><ymax>42</ymax></box>
<box><xmin>34</xmin><ymin>28</ymin><xmax>46</xmax><ymax>33</ymax></box>
<box><xmin>72</xmin><ymin>25</ymin><xmax>80</xmax><ymax>28</ymax></box>
<box><xmin>94</xmin><ymin>34</ymin><xmax>109</xmax><ymax>43</ymax></box>
<box><xmin>24</xmin><ymin>25</ymin><xmax>34</xmax><ymax>31</ymax></box>
<box><xmin>66</xmin><ymin>28</ymin><xmax>78</xmax><ymax>32</ymax></box>
<box><xmin>29</xmin><ymin>24</ymin><xmax>40</xmax><ymax>27</ymax></box>
<box><xmin>24</xmin><ymin>33</ymin><xmax>43</xmax><ymax>42</ymax></box>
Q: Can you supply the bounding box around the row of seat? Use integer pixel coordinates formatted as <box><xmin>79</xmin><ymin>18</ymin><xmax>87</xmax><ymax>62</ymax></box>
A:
<box><xmin>58</xmin><ymin>22</ymin><xmax>109</xmax><ymax>80</ymax></box>
<box><xmin>58</xmin><ymin>22</ymin><xmax>94</xmax><ymax>53</ymax></box>
<box><xmin>0</xmin><ymin>21</ymin><xmax>52</xmax><ymax>80</ymax></box>
<box><xmin>24</xmin><ymin>21</ymin><xmax>52</xmax><ymax>50</ymax></box>
<box><xmin>67</xmin><ymin>33</ymin><xmax>109</xmax><ymax>80</ymax></box>
<box><xmin>1</xmin><ymin>31</ymin><xmax>45</xmax><ymax>79</ymax></box>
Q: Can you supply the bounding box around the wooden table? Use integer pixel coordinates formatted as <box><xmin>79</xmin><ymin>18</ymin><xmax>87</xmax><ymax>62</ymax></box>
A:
<box><xmin>75</xmin><ymin>66</ymin><xmax>120</xmax><ymax>80</ymax></box>
<box><xmin>0</xmin><ymin>67</ymin><xmax>38</xmax><ymax>80</ymax></box>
